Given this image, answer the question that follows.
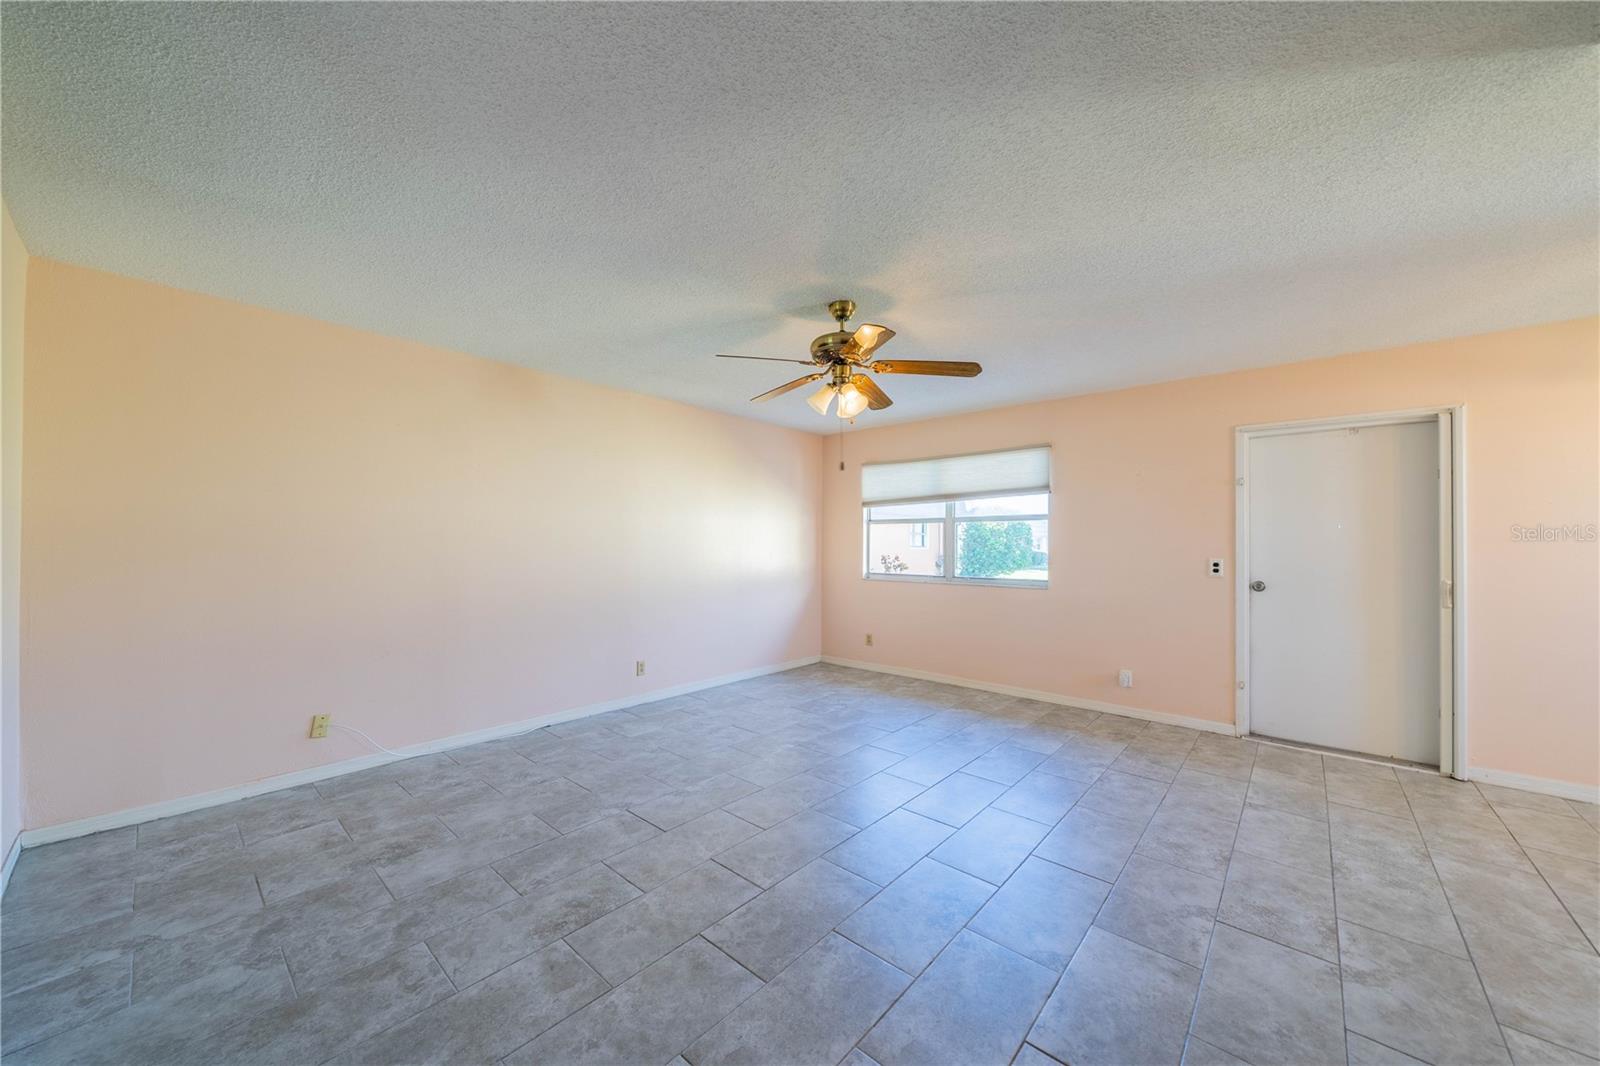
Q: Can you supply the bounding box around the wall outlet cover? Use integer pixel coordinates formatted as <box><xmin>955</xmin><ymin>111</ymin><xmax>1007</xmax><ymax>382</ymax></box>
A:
<box><xmin>309</xmin><ymin>714</ymin><xmax>330</xmax><ymax>739</ymax></box>
<box><xmin>1118</xmin><ymin>669</ymin><xmax>1133</xmax><ymax>688</ymax></box>
<box><xmin>635</xmin><ymin>660</ymin><xmax>646</xmax><ymax>677</ymax></box>
<box><xmin>865</xmin><ymin>634</ymin><xmax>874</xmax><ymax>646</ymax></box>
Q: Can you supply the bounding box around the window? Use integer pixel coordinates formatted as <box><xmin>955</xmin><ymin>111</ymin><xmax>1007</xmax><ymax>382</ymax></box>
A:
<box><xmin>866</xmin><ymin>502</ymin><xmax>944</xmax><ymax>577</ymax></box>
<box><xmin>862</xmin><ymin>447</ymin><xmax>1050</xmax><ymax>587</ymax></box>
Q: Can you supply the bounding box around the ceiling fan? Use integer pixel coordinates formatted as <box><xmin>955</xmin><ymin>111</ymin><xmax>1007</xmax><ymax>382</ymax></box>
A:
<box><xmin>715</xmin><ymin>299</ymin><xmax>982</xmax><ymax>419</ymax></box>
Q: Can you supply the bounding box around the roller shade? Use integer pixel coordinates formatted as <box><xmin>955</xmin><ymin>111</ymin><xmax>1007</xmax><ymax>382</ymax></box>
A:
<box><xmin>862</xmin><ymin>446</ymin><xmax>1051</xmax><ymax>506</ymax></box>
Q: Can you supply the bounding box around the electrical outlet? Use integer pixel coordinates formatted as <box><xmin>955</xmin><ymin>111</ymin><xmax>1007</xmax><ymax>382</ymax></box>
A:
<box><xmin>1118</xmin><ymin>669</ymin><xmax>1133</xmax><ymax>688</ymax></box>
<box><xmin>635</xmin><ymin>660</ymin><xmax>646</xmax><ymax>677</ymax></box>
<box><xmin>1209</xmin><ymin>558</ymin><xmax>1225</xmax><ymax>577</ymax></box>
<box><xmin>864</xmin><ymin>633</ymin><xmax>874</xmax><ymax>647</ymax></box>
<box><xmin>309</xmin><ymin>714</ymin><xmax>330</xmax><ymax>739</ymax></box>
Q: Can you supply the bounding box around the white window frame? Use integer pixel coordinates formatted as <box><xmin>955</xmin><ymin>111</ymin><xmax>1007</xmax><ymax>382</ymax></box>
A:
<box><xmin>863</xmin><ymin>494</ymin><xmax>1049</xmax><ymax>589</ymax></box>
<box><xmin>907</xmin><ymin>522</ymin><xmax>927</xmax><ymax>548</ymax></box>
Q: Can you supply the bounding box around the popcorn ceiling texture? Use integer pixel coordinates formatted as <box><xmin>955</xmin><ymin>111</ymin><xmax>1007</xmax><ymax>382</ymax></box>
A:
<box><xmin>1</xmin><ymin>3</ymin><xmax>1595</xmax><ymax>432</ymax></box>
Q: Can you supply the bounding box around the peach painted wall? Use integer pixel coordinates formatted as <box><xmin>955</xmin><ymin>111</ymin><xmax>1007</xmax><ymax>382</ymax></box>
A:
<box><xmin>21</xmin><ymin>259</ymin><xmax>823</xmax><ymax>828</ymax></box>
<box><xmin>2</xmin><ymin>205</ymin><xmax>27</xmax><ymax>859</ymax></box>
<box><xmin>822</xmin><ymin>318</ymin><xmax>1600</xmax><ymax>789</ymax></box>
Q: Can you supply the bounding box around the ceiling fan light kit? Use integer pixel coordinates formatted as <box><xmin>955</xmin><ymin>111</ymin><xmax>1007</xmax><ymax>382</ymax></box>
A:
<box><xmin>714</xmin><ymin>298</ymin><xmax>982</xmax><ymax>420</ymax></box>
<box><xmin>806</xmin><ymin>381</ymin><xmax>836</xmax><ymax>416</ymax></box>
<box><xmin>835</xmin><ymin>380</ymin><xmax>870</xmax><ymax>419</ymax></box>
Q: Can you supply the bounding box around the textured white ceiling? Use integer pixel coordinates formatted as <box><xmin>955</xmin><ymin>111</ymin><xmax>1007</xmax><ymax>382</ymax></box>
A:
<box><xmin>3</xmin><ymin>3</ymin><xmax>1596</xmax><ymax>432</ymax></box>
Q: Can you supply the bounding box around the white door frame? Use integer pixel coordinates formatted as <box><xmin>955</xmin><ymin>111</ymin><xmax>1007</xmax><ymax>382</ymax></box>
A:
<box><xmin>1234</xmin><ymin>406</ymin><xmax>1467</xmax><ymax>778</ymax></box>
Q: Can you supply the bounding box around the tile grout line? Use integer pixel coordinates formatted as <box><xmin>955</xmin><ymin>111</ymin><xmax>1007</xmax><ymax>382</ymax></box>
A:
<box><xmin>993</xmin><ymin>732</ymin><xmax>1197</xmax><ymax>1061</ymax></box>
<box><xmin>9</xmin><ymin>669</ymin><xmax>1591</xmax><ymax>1066</ymax></box>
<box><xmin>663</xmin><ymin>935</ymin><xmax>771</xmax><ymax>1061</ymax></box>
<box><xmin>422</xmin><ymin>940</ymin><xmax>458</xmax><ymax>993</ymax></box>
<box><xmin>696</xmin><ymin>931</ymin><xmax>769</xmax><ymax>986</ymax></box>
<box><xmin>1333</xmin><ymin>915</ymin><xmax>1474</xmax><ymax>966</ymax></box>
<box><xmin>280</xmin><ymin>946</ymin><xmax>299</xmax><ymax>999</ymax></box>
<box><xmin>1497</xmin><ymin>1024</ymin><xmax>1600</xmax><ymax>1062</ymax></box>
<box><xmin>1324</xmin><ymin>756</ymin><xmax>1351</xmax><ymax>1065</ymax></box>
<box><xmin>1472</xmin><ymin>781</ymin><xmax>1600</xmax><ymax>958</ymax></box>
<box><xmin>1177</xmin><ymin>747</ymin><xmax>1252</xmax><ymax>1060</ymax></box>
<box><xmin>1347</xmin><ymin>1028</ymin><xmax>1451</xmax><ymax>1063</ymax></box>
<box><xmin>1397</xmin><ymin>775</ymin><xmax>1516</xmax><ymax>1062</ymax></box>
<box><xmin>1005</xmin><ymin>746</ymin><xmax>1170</xmax><ymax>1065</ymax></box>
<box><xmin>837</xmin><ymin>733</ymin><xmax>1106</xmax><ymax>1062</ymax></box>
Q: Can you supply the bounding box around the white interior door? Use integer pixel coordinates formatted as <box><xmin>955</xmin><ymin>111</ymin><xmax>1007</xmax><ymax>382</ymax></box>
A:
<box><xmin>1248</xmin><ymin>420</ymin><xmax>1441</xmax><ymax>764</ymax></box>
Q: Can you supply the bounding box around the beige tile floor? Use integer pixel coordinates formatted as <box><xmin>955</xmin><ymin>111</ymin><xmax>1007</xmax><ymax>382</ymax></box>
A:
<box><xmin>1</xmin><ymin>664</ymin><xmax>1596</xmax><ymax>1064</ymax></box>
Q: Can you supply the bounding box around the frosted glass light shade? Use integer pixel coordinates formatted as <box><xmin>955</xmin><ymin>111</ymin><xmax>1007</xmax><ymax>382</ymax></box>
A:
<box><xmin>806</xmin><ymin>382</ymin><xmax>836</xmax><ymax>416</ymax></box>
<box><xmin>836</xmin><ymin>382</ymin><xmax>869</xmax><ymax>418</ymax></box>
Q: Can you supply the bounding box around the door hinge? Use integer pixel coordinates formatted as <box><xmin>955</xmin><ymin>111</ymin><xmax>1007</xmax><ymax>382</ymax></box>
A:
<box><xmin>1440</xmin><ymin>579</ymin><xmax>1454</xmax><ymax>609</ymax></box>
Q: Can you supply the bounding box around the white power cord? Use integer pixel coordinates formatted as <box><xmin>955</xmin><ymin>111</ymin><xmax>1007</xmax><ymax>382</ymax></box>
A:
<box><xmin>331</xmin><ymin>722</ymin><xmax>414</xmax><ymax>759</ymax></box>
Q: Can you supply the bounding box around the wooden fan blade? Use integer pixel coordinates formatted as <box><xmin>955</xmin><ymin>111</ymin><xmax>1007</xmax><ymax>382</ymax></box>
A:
<box><xmin>851</xmin><ymin>373</ymin><xmax>893</xmax><ymax>410</ymax></box>
<box><xmin>751</xmin><ymin>374</ymin><xmax>821</xmax><ymax>402</ymax></box>
<box><xmin>870</xmin><ymin>359</ymin><xmax>982</xmax><ymax>377</ymax></box>
<box><xmin>716</xmin><ymin>354</ymin><xmax>818</xmax><ymax>365</ymax></box>
<box><xmin>843</xmin><ymin>323</ymin><xmax>895</xmax><ymax>361</ymax></box>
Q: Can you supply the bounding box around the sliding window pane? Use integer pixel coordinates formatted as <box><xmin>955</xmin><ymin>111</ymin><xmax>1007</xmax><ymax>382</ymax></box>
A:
<box><xmin>868</xmin><ymin>520</ymin><xmax>945</xmax><ymax>577</ymax></box>
<box><xmin>866</xmin><ymin>501</ymin><xmax>944</xmax><ymax>521</ymax></box>
<box><xmin>954</xmin><ymin>518</ymin><xmax>1048</xmax><ymax>581</ymax></box>
<box><xmin>952</xmin><ymin>493</ymin><xmax>1048</xmax><ymax>518</ymax></box>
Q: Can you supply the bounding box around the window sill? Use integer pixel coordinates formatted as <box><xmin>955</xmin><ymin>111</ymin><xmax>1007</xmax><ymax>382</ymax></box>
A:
<box><xmin>862</xmin><ymin>574</ymin><xmax>1048</xmax><ymax>590</ymax></box>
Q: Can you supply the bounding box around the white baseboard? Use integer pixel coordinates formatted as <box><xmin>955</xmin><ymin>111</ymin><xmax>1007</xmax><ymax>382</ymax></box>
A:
<box><xmin>1</xmin><ymin>832</ymin><xmax>19</xmax><ymax>896</ymax></box>
<box><xmin>1465</xmin><ymin>766</ymin><xmax>1600</xmax><ymax>805</ymax></box>
<box><xmin>17</xmin><ymin>651</ymin><xmax>1591</xmax><ymax>861</ymax></box>
<box><xmin>820</xmin><ymin>661</ymin><xmax>1600</xmax><ymax>804</ymax></box>
<box><xmin>15</xmin><ymin>656</ymin><xmax>822</xmax><ymax>852</ymax></box>
<box><xmin>820</xmin><ymin>656</ymin><xmax>1236</xmax><ymax>737</ymax></box>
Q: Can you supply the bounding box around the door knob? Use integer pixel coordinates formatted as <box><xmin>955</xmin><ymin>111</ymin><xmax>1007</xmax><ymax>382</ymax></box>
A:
<box><xmin>1250</xmin><ymin>580</ymin><xmax>1266</xmax><ymax>592</ymax></box>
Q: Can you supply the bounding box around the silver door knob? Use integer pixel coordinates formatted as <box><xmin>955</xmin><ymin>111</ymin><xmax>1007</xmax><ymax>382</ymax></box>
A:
<box><xmin>1250</xmin><ymin>580</ymin><xmax>1266</xmax><ymax>592</ymax></box>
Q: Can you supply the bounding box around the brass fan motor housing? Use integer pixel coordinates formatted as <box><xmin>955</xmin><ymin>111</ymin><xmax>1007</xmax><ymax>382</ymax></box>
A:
<box><xmin>809</xmin><ymin>330</ymin><xmax>856</xmax><ymax>362</ymax></box>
